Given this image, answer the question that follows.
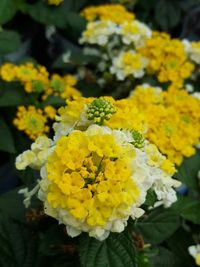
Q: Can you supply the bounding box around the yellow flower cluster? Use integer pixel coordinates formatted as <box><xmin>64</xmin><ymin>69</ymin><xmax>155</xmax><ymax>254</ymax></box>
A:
<box><xmin>139</xmin><ymin>32</ymin><xmax>194</xmax><ymax>88</ymax></box>
<box><xmin>46</xmin><ymin>130</ymin><xmax>140</xmax><ymax>227</ymax></box>
<box><xmin>47</xmin><ymin>0</ymin><xmax>64</xmax><ymax>6</ymax></box>
<box><xmin>13</xmin><ymin>105</ymin><xmax>56</xmax><ymax>140</ymax></box>
<box><xmin>16</xmin><ymin>100</ymin><xmax>180</xmax><ymax>239</ymax></box>
<box><xmin>42</xmin><ymin>74</ymin><xmax>81</xmax><ymax>100</ymax></box>
<box><xmin>0</xmin><ymin>62</ymin><xmax>81</xmax><ymax>100</ymax></box>
<box><xmin>53</xmin><ymin>96</ymin><xmax>146</xmax><ymax>139</ymax></box>
<box><xmin>111</xmin><ymin>50</ymin><xmax>148</xmax><ymax>80</ymax></box>
<box><xmin>81</xmin><ymin>4</ymin><xmax>135</xmax><ymax>24</ymax></box>
<box><xmin>105</xmin><ymin>98</ymin><xmax>146</xmax><ymax>133</ymax></box>
<box><xmin>0</xmin><ymin>63</ymin><xmax>48</xmax><ymax>87</ymax></box>
<box><xmin>129</xmin><ymin>85</ymin><xmax>200</xmax><ymax>165</ymax></box>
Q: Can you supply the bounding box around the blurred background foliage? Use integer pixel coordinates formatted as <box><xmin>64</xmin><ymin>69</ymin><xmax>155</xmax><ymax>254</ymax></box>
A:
<box><xmin>1</xmin><ymin>0</ymin><xmax>200</xmax><ymax>69</ymax></box>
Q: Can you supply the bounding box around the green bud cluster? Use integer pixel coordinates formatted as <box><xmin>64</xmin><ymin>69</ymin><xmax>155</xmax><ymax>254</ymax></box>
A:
<box><xmin>131</xmin><ymin>129</ymin><xmax>144</xmax><ymax>148</ymax></box>
<box><xmin>87</xmin><ymin>98</ymin><xmax>116</xmax><ymax>125</ymax></box>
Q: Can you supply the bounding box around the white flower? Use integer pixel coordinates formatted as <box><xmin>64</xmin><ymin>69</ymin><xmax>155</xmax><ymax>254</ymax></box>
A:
<box><xmin>16</xmin><ymin>136</ymin><xmax>54</xmax><ymax>170</ymax></box>
<box><xmin>79</xmin><ymin>21</ymin><xmax>119</xmax><ymax>46</ymax></box>
<box><xmin>119</xmin><ymin>20</ymin><xmax>152</xmax><ymax>48</ymax></box>
<box><xmin>185</xmin><ymin>83</ymin><xmax>194</xmax><ymax>93</ymax></box>
<box><xmin>62</xmin><ymin>51</ymin><xmax>71</xmax><ymax>63</ymax></box>
<box><xmin>192</xmin><ymin>92</ymin><xmax>200</xmax><ymax>100</ymax></box>
<box><xmin>16</xmin><ymin>150</ymin><xmax>36</xmax><ymax>170</ymax></box>
<box><xmin>110</xmin><ymin>50</ymin><xmax>148</xmax><ymax>80</ymax></box>
<box><xmin>19</xmin><ymin>183</ymin><xmax>40</xmax><ymax>208</ymax></box>
<box><xmin>188</xmin><ymin>244</ymin><xmax>200</xmax><ymax>266</ymax></box>
<box><xmin>183</xmin><ymin>39</ymin><xmax>200</xmax><ymax>64</ymax></box>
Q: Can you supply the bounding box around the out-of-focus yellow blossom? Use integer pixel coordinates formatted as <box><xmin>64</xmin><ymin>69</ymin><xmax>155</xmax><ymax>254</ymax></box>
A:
<box><xmin>47</xmin><ymin>0</ymin><xmax>64</xmax><ymax>6</ymax></box>
<box><xmin>0</xmin><ymin>62</ymin><xmax>49</xmax><ymax>93</ymax></box>
<box><xmin>81</xmin><ymin>4</ymin><xmax>135</xmax><ymax>24</ymax></box>
<box><xmin>17</xmin><ymin>64</ymin><xmax>49</xmax><ymax>93</ymax></box>
<box><xmin>42</xmin><ymin>74</ymin><xmax>81</xmax><ymax>100</ymax></box>
<box><xmin>106</xmin><ymin>98</ymin><xmax>146</xmax><ymax>134</ymax></box>
<box><xmin>110</xmin><ymin>50</ymin><xmax>148</xmax><ymax>80</ymax></box>
<box><xmin>13</xmin><ymin>106</ymin><xmax>49</xmax><ymax>140</ymax></box>
<box><xmin>44</xmin><ymin>106</ymin><xmax>57</xmax><ymax>120</ymax></box>
<box><xmin>0</xmin><ymin>63</ymin><xmax>17</xmax><ymax>81</ymax></box>
<box><xmin>15</xmin><ymin>63</ymin><xmax>39</xmax><ymax>82</ymax></box>
<box><xmin>0</xmin><ymin>62</ymin><xmax>81</xmax><ymax>99</ymax></box>
<box><xmin>129</xmin><ymin>84</ymin><xmax>164</xmax><ymax>107</ymax></box>
<box><xmin>129</xmin><ymin>85</ymin><xmax>200</xmax><ymax>165</ymax></box>
<box><xmin>139</xmin><ymin>32</ymin><xmax>194</xmax><ymax>88</ymax></box>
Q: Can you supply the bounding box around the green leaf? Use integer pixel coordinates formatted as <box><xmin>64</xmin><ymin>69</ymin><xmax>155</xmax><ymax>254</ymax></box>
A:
<box><xmin>174</xmin><ymin>152</ymin><xmax>200</xmax><ymax>190</ymax></box>
<box><xmin>149</xmin><ymin>247</ymin><xmax>179</xmax><ymax>267</ymax></box>
<box><xmin>0</xmin><ymin>116</ymin><xmax>15</xmax><ymax>153</ymax></box>
<box><xmin>39</xmin><ymin>225</ymin><xmax>70</xmax><ymax>256</ymax></box>
<box><xmin>0</xmin><ymin>188</ymin><xmax>26</xmax><ymax>222</ymax></box>
<box><xmin>0</xmin><ymin>213</ymin><xmax>42</xmax><ymax>267</ymax></box>
<box><xmin>42</xmin><ymin>95</ymin><xmax>65</xmax><ymax>107</ymax></box>
<box><xmin>143</xmin><ymin>189</ymin><xmax>157</xmax><ymax>207</ymax></box>
<box><xmin>65</xmin><ymin>12</ymin><xmax>86</xmax><ymax>38</ymax></box>
<box><xmin>172</xmin><ymin>196</ymin><xmax>200</xmax><ymax>224</ymax></box>
<box><xmin>26</xmin><ymin>1</ymin><xmax>86</xmax><ymax>29</ymax></box>
<box><xmin>0</xmin><ymin>83</ymin><xmax>27</xmax><ymax>106</ymax></box>
<box><xmin>155</xmin><ymin>0</ymin><xmax>181</xmax><ymax>30</ymax></box>
<box><xmin>135</xmin><ymin>209</ymin><xmax>180</xmax><ymax>245</ymax></box>
<box><xmin>17</xmin><ymin>168</ymin><xmax>40</xmax><ymax>185</ymax></box>
<box><xmin>0</xmin><ymin>0</ymin><xmax>17</xmax><ymax>25</ymax></box>
<box><xmin>79</xmin><ymin>232</ymin><xmax>137</xmax><ymax>267</ymax></box>
<box><xmin>166</xmin><ymin>229</ymin><xmax>194</xmax><ymax>267</ymax></box>
<box><xmin>0</xmin><ymin>30</ymin><xmax>21</xmax><ymax>55</ymax></box>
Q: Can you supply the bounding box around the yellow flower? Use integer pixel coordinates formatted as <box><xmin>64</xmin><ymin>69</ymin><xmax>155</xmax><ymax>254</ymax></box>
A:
<box><xmin>139</xmin><ymin>32</ymin><xmax>194</xmax><ymax>88</ymax></box>
<box><xmin>13</xmin><ymin>106</ymin><xmax>49</xmax><ymax>140</ymax></box>
<box><xmin>81</xmin><ymin>4</ymin><xmax>135</xmax><ymax>24</ymax></box>
<box><xmin>111</xmin><ymin>50</ymin><xmax>148</xmax><ymax>80</ymax></box>
<box><xmin>15</xmin><ymin>63</ymin><xmax>38</xmax><ymax>82</ymax></box>
<box><xmin>44</xmin><ymin>106</ymin><xmax>57</xmax><ymax>120</ymax></box>
<box><xmin>47</xmin><ymin>0</ymin><xmax>64</xmax><ymax>6</ymax></box>
<box><xmin>0</xmin><ymin>63</ymin><xmax>16</xmax><ymax>81</ymax></box>
<box><xmin>106</xmin><ymin>98</ymin><xmax>146</xmax><ymax>133</ymax></box>
<box><xmin>129</xmin><ymin>85</ymin><xmax>200</xmax><ymax>165</ymax></box>
<box><xmin>45</xmin><ymin>129</ymin><xmax>140</xmax><ymax>226</ymax></box>
<box><xmin>196</xmin><ymin>253</ymin><xmax>200</xmax><ymax>266</ymax></box>
<box><xmin>42</xmin><ymin>74</ymin><xmax>81</xmax><ymax>100</ymax></box>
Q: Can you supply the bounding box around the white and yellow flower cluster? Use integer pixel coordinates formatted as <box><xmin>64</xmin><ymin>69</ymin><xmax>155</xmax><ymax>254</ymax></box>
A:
<box><xmin>79</xmin><ymin>5</ymin><xmax>151</xmax><ymax>82</ymax></box>
<box><xmin>79</xmin><ymin>4</ymin><xmax>200</xmax><ymax>89</ymax></box>
<box><xmin>16</xmin><ymin>97</ymin><xmax>180</xmax><ymax>240</ymax></box>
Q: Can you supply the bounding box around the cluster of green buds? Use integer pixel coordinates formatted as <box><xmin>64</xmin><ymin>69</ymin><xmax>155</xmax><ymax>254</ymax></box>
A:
<box><xmin>87</xmin><ymin>97</ymin><xmax>117</xmax><ymax>125</ymax></box>
<box><xmin>131</xmin><ymin>129</ymin><xmax>144</xmax><ymax>148</ymax></box>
